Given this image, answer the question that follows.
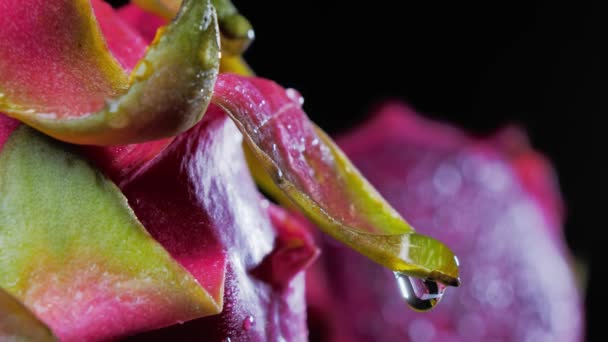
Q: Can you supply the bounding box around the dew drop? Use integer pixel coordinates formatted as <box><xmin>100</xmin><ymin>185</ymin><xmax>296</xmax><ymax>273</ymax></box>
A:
<box><xmin>106</xmin><ymin>100</ymin><xmax>120</xmax><ymax>114</ymax></box>
<box><xmin>132</xmin><ymin>60</ymin><xmax>152</xmax><ymax>82</ymax></box>
<box><xmin>285</xmin><ymin>88</ymin><xmax>304</xmax><ymax>105</ymax></box>
<box><xmin>394</xmin><ymin>272</ymin><xmax>447</xmax><ymax>312</ymax></box>
<box><xmin>242</xmin><ymin>315</ymin><xmax>254</xmax><ymax>331</ymax></box>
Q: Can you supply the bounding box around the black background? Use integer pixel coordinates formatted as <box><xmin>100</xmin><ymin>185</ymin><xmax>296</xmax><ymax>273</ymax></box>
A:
<box><xmin>110</xmin><ymin>1</ymin><xmax>601</xmax><ymax>338</ymax></box>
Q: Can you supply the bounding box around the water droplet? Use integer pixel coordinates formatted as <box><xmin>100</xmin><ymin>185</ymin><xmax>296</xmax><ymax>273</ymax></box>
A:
<box><xmin>132</xmin><ymin>60</ymin><xmax>152</xmax><ymax>82</ymax></box>
<box><xmin>242</xmin><ymin>315</ymin><xmax>254</xmax><ymax>330</ymax></box>
<box><xmin>199</xmin><ymin>12</ymin><xmax>212</xmax><ymax>31</ymax></box>
<box><xmin>433</xmin><ymin>163</ymin><xmax>462</xmax><ymax>196</ymax></box>
<box><xmin>273</xmin><ymin>168</ymin><xmax>284</xmax><ymax>185</ymax></box>
<box><xmin>479</xmin><ymin>162</ymin><xmax>510</xmax><ymax>192</ymax></box>
<box><xmin>394</xmin><ymin>272</ymin><xmax>446</xmax><ymax>312</ymax></box>
<box><xmin>105</xmin><ymin>99</ymin><xmax>121</xmax><ymax>116</ymax></box>
<box><xmin>285</xmin><ymin>88</ymin><xmax>304</xmax><ymax>105</ymax></box>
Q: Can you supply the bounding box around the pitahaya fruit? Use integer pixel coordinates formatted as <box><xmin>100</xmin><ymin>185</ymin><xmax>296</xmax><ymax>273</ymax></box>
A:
<box><xmin>307</xmin><ymin>102</ymin><xmax>584</xmax><ymax>341</ymax></box>
<box><xmin>1</xmin><ymin>1</ymin><xmax>461</xmax><ymax>341</ymax></box>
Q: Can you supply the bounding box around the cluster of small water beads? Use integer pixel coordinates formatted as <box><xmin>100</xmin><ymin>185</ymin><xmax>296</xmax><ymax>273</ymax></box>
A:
<box><xmin>394</xmin><ymin>273</ymin><xmax>449</xmax><ymax>312</ymax></box>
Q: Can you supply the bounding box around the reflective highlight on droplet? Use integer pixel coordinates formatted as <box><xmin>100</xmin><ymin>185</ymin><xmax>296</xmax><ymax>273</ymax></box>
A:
<box><xmin>243</xmin><ymin>315</ymin><xmax>254</xmax><ymax>331</ymax></box>
<box><xmin>394</xmin><ymin>272</ymin><xmax>447</xmax><ymax>312</ymax></box>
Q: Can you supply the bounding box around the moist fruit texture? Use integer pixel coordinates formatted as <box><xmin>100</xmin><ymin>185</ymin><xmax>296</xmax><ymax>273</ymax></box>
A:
<box><xmin>1</xmin><ymin>0</ymin><xmax>582</xmax><ymax>341</ymax></box>
<box><xmin>307</xmin><ymin>102</ymin><xmax>583</xmax><ymax>341</ymax></box>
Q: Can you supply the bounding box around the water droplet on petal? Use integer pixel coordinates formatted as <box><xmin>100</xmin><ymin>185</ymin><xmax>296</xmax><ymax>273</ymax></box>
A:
<box><xmin>394</xmin><ymin>272</ymin><xmax>447</xmax><ymax>312</ymax></box>
<box><xmin>132</xmin><ymin>60</ymin><xmax>152</xmax><ymax>82</ymax></box>
<box><xmin>243</xmin><ymin>315</ymin><xmax>254</xmax><ymax>330</ymax></box>
<box><xmin>433</xmin><ymin>163</ymin><xmax>462</xmax><ymax>196</ymax></box>
<box><xmin>106</xmin><ymin>100</ymin><xmax>120</xmax><ymax>114</ymax></box>
<box><xmin>285</xmin><ymin>88</ymin><xmax>304</xmax><ymax>105</ymax></box>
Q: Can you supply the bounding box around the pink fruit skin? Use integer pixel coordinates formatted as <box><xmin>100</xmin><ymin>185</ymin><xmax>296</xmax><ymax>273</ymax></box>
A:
<box><xmin>0</xmin><ymin>0</ymin><xmax>122</xmax><ymax>115</ymax></box>
<box><xmin>90</xmin><ymin>0</ymin><xmax>147</xmax><ymax>72</ymax></box>
<box><xmin>307</xmin><ymin>102</ymin><xmax>584</xmax><ymax>341</ymax></box>
<box><xmin>122</xmin><ymin>108</ymin><xmax>316</xmax><ymax>341</ymax></box>
<box><xmin>0</xmin><ymin>1</ymin><xmax>172</xmax><ymax>182</ymax></box>
<box><xmin>118</xmin><ymin>4</ymin><xmax>166</xmax><ymax>44</ymax></box>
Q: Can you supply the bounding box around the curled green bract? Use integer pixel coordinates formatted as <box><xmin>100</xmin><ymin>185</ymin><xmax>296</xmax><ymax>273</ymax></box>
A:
<box><xmin>0</xmin><ymin>127</ymin><xmax>222</xmax><ymax>340</ymax></box>
<box><xmin>0</xmin><ymin>0</ymin><xmax>220</xmax><ymax>145</ymax></box>
<box><xmin>134</xmin><ymin>0</ymin><xmax>254</xmax><ymax>55</ymax></box>
<box><xmin>211</xmin><ymin>0</ymin><xmax>255</xmax><ymax>55</ymax></box>
<box><xmin>1</xmin><ymin>0</ymin><xmax>459</xmax><ymax>289</ymax></box>
<box><xmin>212</xmin><ymin>75</ymin><xmax>460</xmax><ymax>286</ymax></box>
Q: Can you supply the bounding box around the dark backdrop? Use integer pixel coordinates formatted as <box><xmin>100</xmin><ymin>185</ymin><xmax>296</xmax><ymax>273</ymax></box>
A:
<box><xmin>109</xmin><ymin>0</ymin><xmax>602</xmax><ymax>338</ymax></box>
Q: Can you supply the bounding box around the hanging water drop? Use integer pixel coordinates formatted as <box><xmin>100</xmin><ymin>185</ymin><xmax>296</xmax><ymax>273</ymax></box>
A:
<box><xmin>394</xmin><ymin>272</ymin><xmax>447</xmax><ymax>312</ymax></box>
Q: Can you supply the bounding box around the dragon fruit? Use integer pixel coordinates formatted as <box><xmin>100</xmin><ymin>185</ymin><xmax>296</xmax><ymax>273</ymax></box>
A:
<box><xmin>119</xmin><ymin>110</ymin><xmax>318</xmax><ymax>341</ymax></box>
<box><xmin>307</xmin><ymin>102</ymin><xmax>584</xmax><ymax>341</ymax></box>
<box><xmin>1</xmin><ymin>1</ymin><xmax>461</xmax><ymax>341</ymax></box>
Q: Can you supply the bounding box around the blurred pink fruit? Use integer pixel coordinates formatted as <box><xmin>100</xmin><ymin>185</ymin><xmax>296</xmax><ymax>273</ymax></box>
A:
<box><xmin>307</xmin><ymin>102</ymin><xmax>583</xmax><ymax>342</ymax></box>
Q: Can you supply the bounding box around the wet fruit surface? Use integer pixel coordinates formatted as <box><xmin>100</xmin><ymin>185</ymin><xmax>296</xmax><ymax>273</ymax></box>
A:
<box><xmin>307</xmin><ymin>103</ymin><xmax>583</xmax><ymax>341</ymax></box>
<box><xmin>122</xmin><ymin>111</ymin><xmax>313</xmax><ymax>341</ymax></box>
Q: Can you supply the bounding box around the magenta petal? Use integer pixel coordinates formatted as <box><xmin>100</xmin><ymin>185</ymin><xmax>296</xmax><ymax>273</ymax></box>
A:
<box><xmin>91</xmin><ymin>0</ymin><xmax>147</xmax><ymax>72</ymax></box>
<box><xmin>0</xmin><ymin>114</ymin><xmax>19</xmax><ymax>151</ymax></box>
<box><xmin>123</xmin><ymin>109</ymin><xmax>310</xmax><ymax>341</ymax></box>
<box><xmin>253</xmin><ymin>204</ymin><xmax>320</xmax><ymax>290</ymax></box>
<box><xmin>0</xmin><ymin>0</ymin><xmax>126</xmax><ymax>115</ymax></box>
<box><xmin>118</xmin><ymin>4</ymin><xmax>167</xmax><ymax>44</ymax></box>
<box><xmin>308</xmin><ymin>103</ymin><xmax>584</xmax><ymax>341</ymax></box>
